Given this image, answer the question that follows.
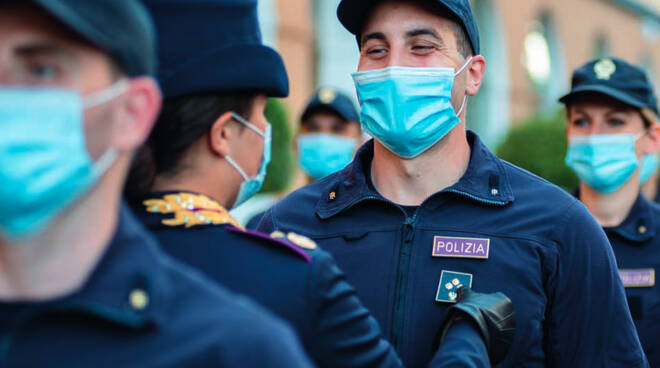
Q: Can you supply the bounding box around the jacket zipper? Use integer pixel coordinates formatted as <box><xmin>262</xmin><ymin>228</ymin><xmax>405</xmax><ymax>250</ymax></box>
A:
<box><xmin>391</xmin><ymin>212</ymin><xmax>417</xmax><ymax>352</ymax></box>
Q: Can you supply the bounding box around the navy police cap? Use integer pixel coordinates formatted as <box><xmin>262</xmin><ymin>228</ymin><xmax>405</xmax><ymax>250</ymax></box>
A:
<box><xmin>301</xmin><ymin>88</ymin><xmax>359</xmax><ymax>123</ymax></box>
<box><xmin>559</xmin><ymin>57</ymin><xmax>659</xmax><ymax>116</ymax></box>
<box><xmin>16</xmin><ymin>0</ymin><xmax>157</xmax><ymax>77</ymax></box>
<box><xmin>143</xmin><ymin>0</ymin><xmax>289</xmax><ymax>99</ymax></box>
<box><xmin>337</xmin><ymin>0</ymin><xmax>480</xmax><ymax>55</ymax></box>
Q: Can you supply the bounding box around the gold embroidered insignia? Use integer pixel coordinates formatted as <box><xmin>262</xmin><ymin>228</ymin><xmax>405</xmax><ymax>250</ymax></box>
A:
<box><xmin>286</xmin><ymin>232</ymin><xmax>317</xmax><ymax>250</ymax></box>
<box><xmin>270</xmin><ymin>231</ymin><xmax>286</xmax><ymax>239</ymax></box>
<box><xmin>143</xmin><ymin>192</ymin><xmax>244</xmax><ymax>230</ymax></box>
<box><xmin>594</xmin><ymin>58</ymin><xmax>616</xmax><ymax>80</ymax></box>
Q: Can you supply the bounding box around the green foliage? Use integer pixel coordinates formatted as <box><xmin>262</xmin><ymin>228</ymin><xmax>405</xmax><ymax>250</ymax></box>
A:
<box><xmin>496</xmin><ymin>110</ymin><xmax>578</xmax><ymax>191</ymax></box>
<box><xmin>260</xmin><ymin>98</ymin><xmax>294</xmax><ymax>193</ymax></box>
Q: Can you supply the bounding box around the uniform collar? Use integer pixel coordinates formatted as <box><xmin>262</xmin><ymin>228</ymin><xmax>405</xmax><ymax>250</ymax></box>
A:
<box><xmin>604</xmin><ymin>194</ymin><xmax>656</xmax><ymax>243</ymax></box>
<box><xmin>0</xmin><ymin>204</ymin><xmax>168</xmax><ymax>330</ymax></box>
<box><xmin>134</xmin><ymin>191</ymin><xmax>244</xmax><ymax>230</ymax></box>
<box><xmin>316</xmin><ymin>131</ymin><xmax>515</xmax><ymax>219</ymax></box>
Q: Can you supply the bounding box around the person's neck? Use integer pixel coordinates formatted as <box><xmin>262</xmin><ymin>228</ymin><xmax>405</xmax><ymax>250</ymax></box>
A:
<box><xmin>152</xmin><ymin>164</ymin><xmax>237</xmax><ymax>209</ymax></box>
<box><xmin>579</xmin><ymin>175</ymin><xmax>640</xmax><ymax>228</ymax></box>
<box><xmin>371</xmin><ymin>126</ymin><xmax>471</xmax><ymax>206</ymax></box>
<box><xmin>641</xmin><ymin>173</ymin><xmax>659</xmax><ymax>201</ymax></box>
<box><xmin>0</xmin><ymin>164</ymin><xmax>124</xmax><ymax>301</ymax></box>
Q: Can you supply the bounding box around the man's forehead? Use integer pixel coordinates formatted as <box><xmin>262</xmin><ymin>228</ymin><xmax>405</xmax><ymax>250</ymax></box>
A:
<box><xmin>361</xmin><ymin>1</ymin><xmax>456</xmax><ymax>40</ymax></box>
<box><xmin>0</xmin><ymin>6</ymin><xmax>94</xmax><ymax>51</ymax></box>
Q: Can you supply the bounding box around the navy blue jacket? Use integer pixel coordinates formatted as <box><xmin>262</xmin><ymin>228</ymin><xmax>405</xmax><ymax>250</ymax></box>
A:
<box><xmin>258</xmin><ymin>132</ymin><xmax>647</xmax><ymax>367</ymax></box>
<box><xmin>602</xmin><ymin>194</ymin><xmax>660</xmax><ymax>368</ymax></box>
<box><xmin>132</xmin><ymin>191</ymin><xmax>402</xmax><ymax>367</ymax></box>
<box><xmin>0</xmin><ymin>204</ymin><xmax>312</xmax><ymax>368</ymax></box>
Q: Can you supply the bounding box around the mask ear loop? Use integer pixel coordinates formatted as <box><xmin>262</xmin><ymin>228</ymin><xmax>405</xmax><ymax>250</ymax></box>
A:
<box><xmin>453</xmin><ymin>57</ymin><xmax>473</xmax><ymax>116</ymax></box>
<box><xmin>83</xmin><ymin>79</ymin><xmax>129</xmax><ymax>109</ymax></box>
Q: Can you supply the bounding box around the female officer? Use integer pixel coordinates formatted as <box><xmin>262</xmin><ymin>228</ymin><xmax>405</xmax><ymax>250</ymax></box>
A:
<box><xmin>561</xmin><ymin>57</ymin><xmax>660</xmax><ymax>366</ymax></box>
<box><xmin>125</xmin><ymin>0</ymin><xmax>514</xmax><ymax>367</ymax></box>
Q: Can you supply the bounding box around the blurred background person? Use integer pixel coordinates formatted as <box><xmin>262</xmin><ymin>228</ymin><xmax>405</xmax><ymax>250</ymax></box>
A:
<box><xmin>561</xmin><ymin>57</ymin><xmax>660</xmax><ymax>367</ymax></box>
<box><xmin>297</xmin><ymin>87</ymin><xmax>362</xmax><ymax>184</ymax></box>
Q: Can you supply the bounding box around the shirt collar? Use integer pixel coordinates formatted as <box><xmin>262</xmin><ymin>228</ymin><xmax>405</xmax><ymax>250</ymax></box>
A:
<box><xmin>316</xmin><ymin>131</ymin><xmax>515</xmax><ymax>219</ymax></box>
<box><xmin>0</xmin><ymin>204</ymin><xmax>169</xmax><ymax>330</ymax></box>
<box><xmin>604</xmin><ymin>194</ymin><xmax>656</xmax><ymax>243</ymax></box>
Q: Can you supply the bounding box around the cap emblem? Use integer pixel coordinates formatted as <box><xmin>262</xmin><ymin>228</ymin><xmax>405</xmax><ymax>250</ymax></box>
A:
<box><xmin>594</xmin><ymin>58</ymin><xmax>616</xmax><ymax>80</ymax></box>
<box><xmin>318</xmin><ymin>88</ymin><xmax>337</xmax><ymax>104</ymax></box>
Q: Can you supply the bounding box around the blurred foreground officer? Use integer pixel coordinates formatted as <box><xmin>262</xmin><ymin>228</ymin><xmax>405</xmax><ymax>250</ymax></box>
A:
<box><xmin>257</xmin><ymin>0</ymin><xmax>647</xmax><ymax>366</ymax></box>
<box><xmin>297</xmin><ymin>88</ymin><xmax>362</xmax><ymax>183</ymax></box>
<box><xmin>127</xmin><ymin>0</ymin><xmax>515</xmax><ymax>366</ymax></box>
<box><xmin>0</xmin><ymin>1</ymin><xmax>313</xmax><ymax>367</ymax></box>
<box><xmin>561</xmin><ymin>57</ymin><xmax>660</xmax><ymax>367</ymax></box>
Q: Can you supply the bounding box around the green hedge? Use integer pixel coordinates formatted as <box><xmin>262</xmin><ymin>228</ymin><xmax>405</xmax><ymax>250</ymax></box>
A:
<box><xmin>495</xmin><ymin>110</ymin><xmax>578</xmax><ymax>191</ymax></box>
<box><xmin>260</xmin><ymin>98</ymin><xmax>294</xmax><ymax>193</ymax></box>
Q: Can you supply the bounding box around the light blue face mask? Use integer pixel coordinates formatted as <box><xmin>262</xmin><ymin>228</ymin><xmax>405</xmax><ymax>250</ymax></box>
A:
<box><xmin>225</xmin><ymin>112</ymin><xmax>272</xmax><ymax>208</ymax></box>
<box><xmin>566</xmin><ymin>133</ymin><xmax>645</xmax><ymax>193</ymax></box>
<box><xmin>297</xmin><ymin>133</ymin><xmax>357</xmax><ymax>179</ymax></box>
<box><xmin>640</xmin><ymin>154</ymin><xmax>659</xmax><ymax>184</ymax></box>
<box><xmin>351</xmin><ymin>58</ymin><xmax>471</xmax><ymax>159</ymax></box>
<box><xmin>0</xmin><ymin>80</ymin><xmax>127</xmax><ymax>240</ymax></box>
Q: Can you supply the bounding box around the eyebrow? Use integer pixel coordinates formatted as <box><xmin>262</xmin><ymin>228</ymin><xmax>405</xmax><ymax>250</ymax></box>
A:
<box><xmin>405</xmin><ymin>28</ymin><xmax>443</xmax><ymax>44</ymax></box>
<box><xmin>13</xmin><ymin>42</ymin><xmax>75</xmax><ymax>61</ymax></box>
<box><xmin>361</xmin><ymin>32</ymin><xmax>386</xmax><ymax>45</ymax></box>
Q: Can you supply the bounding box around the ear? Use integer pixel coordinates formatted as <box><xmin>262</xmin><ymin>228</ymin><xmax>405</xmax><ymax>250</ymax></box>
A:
<box><xmin>208</xmin><ymin>111</ymin><xmax>238</xmax><ymax>158</ymax></box>
<box><xmin>113</xmin><ymin>77</ymin><xmax>162</xmax><ymax>152</ymax></box>
<box><xmin>643</xmin><ymin>122</ymin><xmax>660</xmax><ymax>155</ymax></box>
<box><xmin>465</xmin><ymin>55</ymin><xmax>486</xmax><ymax>97</ymax></box>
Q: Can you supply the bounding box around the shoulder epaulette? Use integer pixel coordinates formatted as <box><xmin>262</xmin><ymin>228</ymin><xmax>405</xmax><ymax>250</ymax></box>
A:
<box><xmin>225</xmin><ymin>227</ymin><xmax>313</xmax><ymax>264</ymax></box>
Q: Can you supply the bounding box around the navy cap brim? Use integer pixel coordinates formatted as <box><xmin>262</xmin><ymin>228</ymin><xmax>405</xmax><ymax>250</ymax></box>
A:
<box><xmin>558</xmin><ymin>84</ymin><xmax>647</xmax><ymax>109</ymax></box>
<box><xmin>31</xmin><ymin>0</ymin><xmax>109</xmax><ymax>52</ymax></box>
<box><xmin>301</xmin><ymin>104</ymin><xmax>348</xmax><ymax>122</ymax></box>
<box><xmin>160</xmin><ymin>44</ymin><xmax>289</xmax><ymax>99</ymax></box>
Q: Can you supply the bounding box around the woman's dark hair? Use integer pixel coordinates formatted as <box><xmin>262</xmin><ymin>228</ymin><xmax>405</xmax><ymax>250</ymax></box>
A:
<box><xmin>124</xmin><ymin>91</ymin><xmax>256</xmax><ymax>203</ymax></box>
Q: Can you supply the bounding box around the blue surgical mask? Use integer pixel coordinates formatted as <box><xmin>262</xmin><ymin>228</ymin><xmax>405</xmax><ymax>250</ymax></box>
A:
<box><xmin>297</xmin><ymin>133</ymin><xmax>357</xmax><ymax>179</ymax></box>
<box><xmin>640</xmin><ymin>154</ymin><xmax>659</xmax><ymax>184</ymax></box>
<box><xmin>0</xmin><ymin>80</ymin><xmax>127</xmax><ymax>240</ymax></box>
<box><xmin>351</xmin><ymin>58</ymin><xmax>471</xmax><ymax>159</ymax></box>
<box><xmin>566</xmin><ymin>133</ymin><xmax>644</xmax><ymax>193</ymax></box>
<box><xmin>226</xmin><ymin>112</ymin><xmax>271</xmax><ymax>208</ymax></box>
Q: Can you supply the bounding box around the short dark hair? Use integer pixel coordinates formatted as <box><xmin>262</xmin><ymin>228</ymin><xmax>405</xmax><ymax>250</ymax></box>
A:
<box><xmin>124</xmin><ymin>92</ymin><xmax>256</xmax><ymax>202</ymax></box>
<box><xmin>357</xmin><ymin>0</ymin><xmax>473</xmax><ymax>59</ymax></box>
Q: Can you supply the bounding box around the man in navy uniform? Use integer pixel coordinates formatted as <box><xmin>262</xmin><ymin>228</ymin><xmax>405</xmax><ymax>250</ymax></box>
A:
<box><xmin>561</xmin><ymin>57</ymin><xmax>660</xmax><ymax>367</ymax></box>
<box><xmin>296</xmin><ymin>88</ymin><xmax>362</xmax><ymax>184</ymax></box>
<box><xmin>0</xmin><ymin>1</ymin><xmax>314</xmax><ymax>366</ymax></box>
<box><xmin>258</xmin><ymin>0</ymin><xmax>647</xmax><ymax>366</ymax></box>
<box><xmin>128</xmin><ymin>0</ymin><xmax>515</xmax><ymax>366</ymax></box>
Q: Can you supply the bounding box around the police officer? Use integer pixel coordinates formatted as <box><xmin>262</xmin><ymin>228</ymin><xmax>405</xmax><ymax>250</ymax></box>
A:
<box><xmin>0</xmin><ymin>1</ymin><xmax>314</xmax><ymax>366</ymax></box>
<box><xmin>560</xmin><ymin>57</ymin><xmax>660</xmax><ymax>367</ymax></box>
<box><xmin>244</xmin><ymin>88</ymin><xmax>362</xmax><ymax>228</ymax></box>
<box><xmin>297</xmin><ymin>88</ymin><xmax>362</xmax><ymax>183</ymax></box>
<box><xmin>127</xmin><ymin>0</ymin><xmax>516</xmax><ymax>366</ymax></box>
<box><xmin>257</xmin><ymin>0</ymin><xmax>647</xmax><ymax>366</ymax></box>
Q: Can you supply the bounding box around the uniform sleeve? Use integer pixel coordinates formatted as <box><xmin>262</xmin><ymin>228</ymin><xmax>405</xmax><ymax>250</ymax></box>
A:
<box><xmin>428</xmin><ymin>320</ymin><xmax>490</xmax><ymax>368</ymax></box>
<box><xmin>547</xmin><ymin>202</ymin><xmax>648</xmax><ymax>367</ymax></box>
<box><xmin>306</xmin><ymin>249</ymin><xmax>403</xmax><ymax>368</ymax></box>
<box><xmin>214</xmin><ymin>298</ymin><xmax>315</xmax><ymax>368</ymax></box>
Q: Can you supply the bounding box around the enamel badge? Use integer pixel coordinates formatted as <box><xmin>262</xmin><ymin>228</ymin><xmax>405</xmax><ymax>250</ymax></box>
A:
<box><xmin>436</xmin><ymin>270</ymin><xmax>473</xmax><ymax>303</ymax></box>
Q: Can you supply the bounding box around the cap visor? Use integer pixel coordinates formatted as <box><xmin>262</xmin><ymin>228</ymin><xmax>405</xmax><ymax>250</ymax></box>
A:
<box><xmin>558</xmin><ymin>84</ymin><xmax>646</xmax><ymax>108</ymax></box>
